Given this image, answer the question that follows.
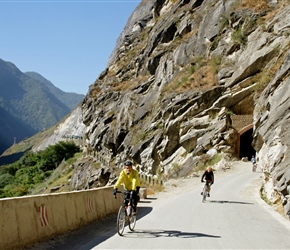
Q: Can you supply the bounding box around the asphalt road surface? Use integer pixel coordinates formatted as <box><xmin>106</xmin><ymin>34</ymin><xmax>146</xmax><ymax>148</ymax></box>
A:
<box><xmin>29</xmin><ymin>161</ymin><xmax>290</xmax><ymax>250</ymax></box>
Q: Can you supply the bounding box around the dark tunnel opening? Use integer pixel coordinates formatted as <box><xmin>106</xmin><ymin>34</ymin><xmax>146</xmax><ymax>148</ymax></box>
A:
<box><xmin>239</xmin><ymin>128</ymin><xmax>256</xmax><ymax>161</ymax></box>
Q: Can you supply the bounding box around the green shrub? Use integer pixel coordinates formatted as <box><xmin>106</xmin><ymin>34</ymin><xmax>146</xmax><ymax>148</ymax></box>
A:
<box><xmin>0</xmin><ymin>141</ymin><xmax>80</xmax><ymax>198</ymax></box>
<box><xmin>0</xmin><ymin>173</ymin><xmax>13</xmax><ymax>188</ymax></box>
<box><xmin>232</xmin><ymin>28</ymin><xmax>247</xmax><ymax>46</ymax></box>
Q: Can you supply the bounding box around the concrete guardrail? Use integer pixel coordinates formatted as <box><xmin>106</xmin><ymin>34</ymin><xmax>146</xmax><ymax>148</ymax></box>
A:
<box><xmin>0</xmin><ymin>186</ymin><xmax>121</xmax><ymax>250</ymax></box>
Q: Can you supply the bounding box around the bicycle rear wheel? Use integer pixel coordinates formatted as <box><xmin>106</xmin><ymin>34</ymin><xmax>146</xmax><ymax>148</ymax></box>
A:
<box><xmin>117</xmin><ymin>206</ymin><xmax>126</xmax><ymax>236</ymax></box>
<box><xmin>252</xmin><ymin>164</ymin><xmax>257</xmax><ymax>172</ymax></box>
<box><xmin>128</xmin><ymin>214</ymin><xmax>136</xmax><ymax>231</ymax></box>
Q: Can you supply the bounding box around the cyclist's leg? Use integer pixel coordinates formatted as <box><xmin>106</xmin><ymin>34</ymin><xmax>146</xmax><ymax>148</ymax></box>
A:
<box><xmin>132</xmin><ymin>193</ymin><xmax>139</xmax><ymax>214</ymax></box>
<box><xmin>133</xmin><ymin>192</ymin><xmax>140</xmax><ymax>214</ymax></box>
<box><xmin>207</xmin><ymin>182</ymin><xmax>212</xmax><ymax>197</ymax></box>
<box><xmin>135</xmin><ymin>194</ymin><xmax>140</xmax><ymax>209</ymax></box>
<box><xmin>123</xmin><ymin>192</ymin><xmax>130</xmax><ymax>206</ymax></box>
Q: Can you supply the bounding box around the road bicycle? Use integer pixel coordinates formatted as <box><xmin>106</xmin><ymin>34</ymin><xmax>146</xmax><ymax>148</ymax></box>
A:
<box><xmin>114</xmin><ymin>190</ymin><xmax>137</xmax><ymax>236</ymax></box>
<box><xmin>202</xmin><ymin>182</ymin><xmax>211</xmax><ymax>202</ymax></box>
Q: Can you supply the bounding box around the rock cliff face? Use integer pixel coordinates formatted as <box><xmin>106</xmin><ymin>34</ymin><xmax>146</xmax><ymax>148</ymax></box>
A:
<box><xmin>37</xmin><ymin>0</ymin><xmax>290</xmax><ymax>218</ymax></box>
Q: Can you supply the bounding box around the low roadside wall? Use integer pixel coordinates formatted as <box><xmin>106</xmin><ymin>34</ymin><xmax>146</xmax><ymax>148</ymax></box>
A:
<box><xmin>0</xmin><ymin>186</ymin><xmax>121</xmax><ymax>250</ymax></box>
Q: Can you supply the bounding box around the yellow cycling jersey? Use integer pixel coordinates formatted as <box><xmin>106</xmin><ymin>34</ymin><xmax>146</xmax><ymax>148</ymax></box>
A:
<box><xmin>114</xmin><ymin>168</ymin><xmax>140</xmax><ymax>191</ymax></box>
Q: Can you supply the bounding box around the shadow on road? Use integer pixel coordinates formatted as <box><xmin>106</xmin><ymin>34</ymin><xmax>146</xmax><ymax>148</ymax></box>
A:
<box><xmin>26</xmin><ymin>204</ymin><xmax>154</xmax><ymax>250</ymax></box>
<box><xmin>207</xmin><ymin>200</ymin><xmax>254</xmax><ymax>205</ymax></box>
<box><xmin>135</xmin><ymin>205</ymin><xmax>153</xmax><ymax>220</ymax></box>
<box><xmin>143</xmin><ymin>197</ymin><xmax>157</xmax><ymax>200</ymax></box>
<box><xmin>124</xmin><ymin>229</ymin><xmax>221</xmax><ymax>239</ymax></box>
<box><xmin>138</xmin><ymin>198</ymin><xmax>157</xmax><ymax>203</ymax></box>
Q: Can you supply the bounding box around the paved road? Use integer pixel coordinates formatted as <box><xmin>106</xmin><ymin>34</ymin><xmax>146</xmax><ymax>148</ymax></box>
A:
<box><xmin>30</xmin><ymin>162</ymin><xmax>290</xmax><ymax>249</ymax></box>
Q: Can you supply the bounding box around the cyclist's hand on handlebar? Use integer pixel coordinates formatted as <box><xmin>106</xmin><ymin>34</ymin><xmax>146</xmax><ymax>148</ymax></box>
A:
<box><xmin>112</xmin><ymin>188</ymin><xmax>118</xmax><ymax>197</ymax></box>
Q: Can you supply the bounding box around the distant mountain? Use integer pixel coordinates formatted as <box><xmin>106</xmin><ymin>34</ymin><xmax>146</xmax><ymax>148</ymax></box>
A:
<box><xmin>0</xmin><ymin>106</ymin><xmax>35</xmax><ymax>154</ymax></box>
<box><xmin>0</xmin><ymin>58</ymin><xmax>85</xmax><ymax>154</ymax></box>
<box><xmin>25</xmin><ymin>72</ymin><xmax>84</xmax><ymax>110</ymax></box>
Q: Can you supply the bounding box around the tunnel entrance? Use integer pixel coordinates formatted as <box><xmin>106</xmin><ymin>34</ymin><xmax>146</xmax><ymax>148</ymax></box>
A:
<box><xmin>231</xmin><ymin>115</ymin><xmax>255</xmax><ymax>161</ymax></box>
<box><xmin>239</xmin><ymin>128</ymin><xmax>256</xmax><ymax>160</ymax></box>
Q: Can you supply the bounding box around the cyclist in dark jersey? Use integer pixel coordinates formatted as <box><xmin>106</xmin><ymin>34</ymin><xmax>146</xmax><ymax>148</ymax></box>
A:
<box><xmin>201</xmin><ymin>167</ymin><xmax>214</xmax><ymax>197</ymax></box>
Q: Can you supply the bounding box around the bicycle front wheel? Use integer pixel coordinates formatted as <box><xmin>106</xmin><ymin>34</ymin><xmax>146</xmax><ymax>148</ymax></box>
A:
<box><xmin>117</xmin><ymin>206</ymin><xmax>126</xmax><ymax>236</ymax></box>
<box><xmin>202</xmin><ymin>186</ymin><xmax>207</xmax><ymax>202</ymax></box>
<box><xmin>128</xmin><ymin>214</ymin><xmax>136</xmax><ymax>231</ymax></box>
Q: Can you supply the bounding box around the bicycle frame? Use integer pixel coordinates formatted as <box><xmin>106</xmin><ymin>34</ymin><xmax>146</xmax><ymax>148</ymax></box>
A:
<box><xmin>123</xmin><ymin>191</ymin><xmax>132</xmax><ymax>209</ymax></box>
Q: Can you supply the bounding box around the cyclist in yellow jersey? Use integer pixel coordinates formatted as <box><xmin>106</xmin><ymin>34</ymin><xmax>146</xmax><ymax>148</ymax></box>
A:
<box><xmin>113</xmin><ymin>160</ymin><xmax>141</xmax><ymax>214</ymax></box>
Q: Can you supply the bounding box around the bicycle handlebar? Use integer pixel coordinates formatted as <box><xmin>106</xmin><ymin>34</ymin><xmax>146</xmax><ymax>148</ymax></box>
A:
<box><xmin>114</xmin><ymin>190</ymin><xmax>121</xmax><ymax>199</ymax></box>
<box><xmin>114</xmin><ymin>191</ymin><xmax>130</xmax><ymax>199</ymax></box>
<box><xmin>114</xmin><ymin>190</ymin><xmax>130</xmax><ymax>199</ymax></box>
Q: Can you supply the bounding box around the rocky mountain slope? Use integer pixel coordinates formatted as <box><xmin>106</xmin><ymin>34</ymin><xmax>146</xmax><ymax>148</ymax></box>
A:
<box><xmin>23</xmin><ymin>0</ymin><xmax>290</xmax><ymax>218</ymax></box>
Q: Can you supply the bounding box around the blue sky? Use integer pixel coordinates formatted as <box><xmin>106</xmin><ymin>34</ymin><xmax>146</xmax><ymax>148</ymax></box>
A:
<box><xmin>0</xmin><ymin>0</ymin><xmax>141</xmax><ymax>95</ymax></box>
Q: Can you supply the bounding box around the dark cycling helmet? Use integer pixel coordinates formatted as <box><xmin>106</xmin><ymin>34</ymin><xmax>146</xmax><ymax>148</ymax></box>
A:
<box><xmin>125</xmin><ymin>160</ymin><xmax>133</xmax><ymax>166</ymax></box>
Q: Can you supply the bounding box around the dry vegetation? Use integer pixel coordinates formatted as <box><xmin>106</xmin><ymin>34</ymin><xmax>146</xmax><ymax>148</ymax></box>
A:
<box><xmin>162</xmin><ymin>55</ymin><xmax>220</xmax><ymax>95</ymax></box>
<box><xmin>240</xmin><ymin>0</ymin><xmax>270</xmax><ymax>11</ymax></box>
